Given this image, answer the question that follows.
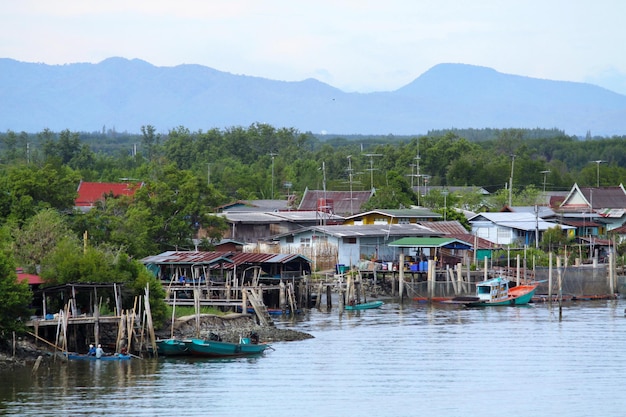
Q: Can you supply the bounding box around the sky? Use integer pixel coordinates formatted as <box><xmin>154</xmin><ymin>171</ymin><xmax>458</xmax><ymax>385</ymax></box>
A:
<box><xmin>1</xmin><ymin>0</ymin><xmax>626</xmax><ymax>94</ymax></box>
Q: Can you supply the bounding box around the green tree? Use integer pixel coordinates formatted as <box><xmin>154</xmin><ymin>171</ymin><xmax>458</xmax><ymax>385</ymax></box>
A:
<box><xmin>0</xmin><ymin>237</ymin><xmax>33</xmax><ymax>336</ymax></box>
<box><xmin>540</xmin><ymin>225</ymin><xmax>572</xmax><ymax>253</ymax></box>
<box><xmin>0</xmin><ymin>163</ymin><xmax>79</xmax><ymax>226</ymax></box>
<box><xmin>12</xmin><ymin>209</ymin><xmax>74</xmax><ymax>273</ymax></box>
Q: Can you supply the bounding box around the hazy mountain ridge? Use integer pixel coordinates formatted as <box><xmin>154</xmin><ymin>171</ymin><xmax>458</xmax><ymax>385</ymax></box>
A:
<box><xmin>1</xmin><ymin>58</ymin><xmax>625</xmax><ymax>136</ymax></box>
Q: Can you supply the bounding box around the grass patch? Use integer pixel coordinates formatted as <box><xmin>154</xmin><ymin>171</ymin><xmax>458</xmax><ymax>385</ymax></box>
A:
<box><xmin>168</xmin><ymin>305</ymin><xmax>225</xmax><ymax>318</ymax></box>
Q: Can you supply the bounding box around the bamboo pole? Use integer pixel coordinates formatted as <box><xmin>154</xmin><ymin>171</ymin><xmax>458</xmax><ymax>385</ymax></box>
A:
<box><xmin>171</xmin><ymin>291</ymin><xmax>177</xmax><ymax>339</ymax></box>
<box><xmin>144</xmin><ymin>285</ymin><xmax>158</xmax><ymax>357</ymax></box>
<box><xmin>398</xmin><ymin>253</ymin><xmax>405</xmax><ymax>302</ymax></box>
<box><xmin>27</xmin><ymin>331</ymin><xmax>64</xmax><ymax>351</ymax></box>
<box><xmin>548</xmin><ymin>252</ymin><xmax>553</xmax><ymax>304</ymax></box>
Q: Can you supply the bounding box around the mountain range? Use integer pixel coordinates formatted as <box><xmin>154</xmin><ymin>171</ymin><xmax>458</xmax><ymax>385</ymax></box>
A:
<box><xmin>1</xmin><ymin>57</ymin><xmax>625</xmax><ymax>136</ymax></box>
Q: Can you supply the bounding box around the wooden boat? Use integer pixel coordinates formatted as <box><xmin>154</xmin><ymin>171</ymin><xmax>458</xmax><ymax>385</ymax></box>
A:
<box><xmin>65</xmin><ymin>353</ymin><xmax>131</xmax><ymax>361</ymax></box>
<box><xmin>155</xmin><ymin>338</ymin><xmax>189</xmax><ymax>356</ymax></box>
<box><xmin>447</xmin><ymin>277</ymin><xmax>537</xmax><ymax>306</ymax></box>
<box><xmin>344</xmin><ymin>300</ymin><xmax>384</xmax><ymax>310</ymax></box>
<box><xmin>185</xmin><ymin>336</ymin><xmax>271</xmax><ymax>358</ymax></box>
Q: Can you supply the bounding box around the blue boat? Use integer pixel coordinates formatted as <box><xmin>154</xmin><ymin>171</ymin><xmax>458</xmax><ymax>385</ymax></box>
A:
<box><xmin>65</xmin><ymin>353</ymin><xmax>131</xmax><ymax>361</ymax></box>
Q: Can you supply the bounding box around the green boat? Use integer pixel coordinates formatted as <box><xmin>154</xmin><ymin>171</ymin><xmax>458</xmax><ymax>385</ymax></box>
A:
<box><xmin>344</xmin><ymin>300</ymin><xmax>384</xmax><ymax>310</ymax></box>
<box><xmin>185</xmin><ymin>336</ymin><xmax>271</xmax><ymax>358</ymax></box>
<box><xmin>155</xmin><ymin>338</ymin><xmax>189</xmax><ymax>356</ymax></box>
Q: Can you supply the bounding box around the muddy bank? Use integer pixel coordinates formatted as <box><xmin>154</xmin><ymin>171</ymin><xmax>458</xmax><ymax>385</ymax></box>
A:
<box><xmin>1</xmin><ymin>313</ymin><xmax>313</xmax><ymax>367</ymax></box>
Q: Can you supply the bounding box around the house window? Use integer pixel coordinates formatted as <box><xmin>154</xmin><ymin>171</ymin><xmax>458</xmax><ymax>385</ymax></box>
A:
<box><xmin>398</xmin><ymin>217</ymin><xmax>410</xmax><ymax>224</ymax></box>
<box><xmin>286</xmin><ymin>236</ymin><xmax>294</xmax><ymax>243</ymax></box>
<box><xmin>374</xmin><ymin>218</ymin><xmax>388</xmax><ymax>225</ymax></box>
<box><xmin>343</xmin><ymin>237</ymin><xmax>357</xmax><ymax>244</ymax></box>
<box><xmin>300</xmin><ymin>237</ymin><xmax>311</xmax><ymax>247</ymax></box>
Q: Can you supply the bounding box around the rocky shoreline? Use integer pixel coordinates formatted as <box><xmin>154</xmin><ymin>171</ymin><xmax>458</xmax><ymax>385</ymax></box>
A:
<box><xmin>0</xmin><ymin>313</ymin><xmax>313</xmax><ymax>368</ymax></box>
<box><xmin>159</xmin><ymin>312</ymin><xmax>315</xmax><ymax>344</ymax></box>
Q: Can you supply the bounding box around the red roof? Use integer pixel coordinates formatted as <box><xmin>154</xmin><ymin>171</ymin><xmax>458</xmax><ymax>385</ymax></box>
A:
<box><xmin>17</xmin><ymin>270</ymin><xmax>44</xmax><ymax>285</ymax></box>
<box><xmin>75</xmin><ymin>181</ymin><xmax>142</xmax><ymax>207</ymax></box>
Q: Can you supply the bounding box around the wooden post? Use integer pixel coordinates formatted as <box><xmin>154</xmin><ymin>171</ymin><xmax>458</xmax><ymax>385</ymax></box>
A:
<box><xmin>316</xmin><ymin>281</ymin><xmax>323</xmax><ymax>309</ymax></box>
<box><xmin>548</xmin><ymin>252</ymin><xmax>553</xmax><ymax>304</ymax></box>
<box><xmin>144</xmin><ymin>285</ymin><xmax>158</xmax><ymax>357</ymax></box>
<box><xmin>557</xmin><ymin>256</ymin><xmax>563</xmax><ymax>320</ymax></box>
<box><xmin>456</xmin><ymin>263</ymin><xmax>463</xmax><ymax>295</ymax></box>
<box><xmin>427</xmin><ymin>259</ymin><xmax>434</xmax><ymax>301</ymax></box>
<box><xmin>241</xmin><ymin>289</ymin><xmax>247</xmax><ymax>317</ymax></box>
<box><xmin>194</xmin><ymin>289</ymin><xmax>200</xmax><ymax>338</ymax></box>
<box><xmin>94</xmin><ymin>304</ymin><xmax>100</xmax><ymax>347</ymax></box>
<box><xmin>279</xmin><ymin>281</ymin><xmax>286</xmax><ymax>310</ymax></box>
<box><xmin>608</xmin><ymin>252</ymin><xmax>614</xmax><ymax>295</ymax></box>
<box><xmin>483</xmin><ymin>256</ymin><xmax>488</xmax><ymax>281</ymax></box>
<box><xmin>116</xmin><ymin>310</ymin><xmax>125</xmax><ymax>353</ymax></box>
<box><xmin>516</xmin><ymin>254</ymin><xmax>521</xmax><ymax>285</ymax></box>
<box><xmin>326</xmin><ymin>284</ymin><xmax>332</xmax><ymax>309</ymax></box>
<box><xmin>398</xmin><ymin>253</ymin><xmax>405</xmax><ymax>302</ymax></box>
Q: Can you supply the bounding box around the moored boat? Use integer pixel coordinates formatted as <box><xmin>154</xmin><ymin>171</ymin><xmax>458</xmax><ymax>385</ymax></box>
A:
<box><xmin>155</xmin><ymin>338</ymin><xmax>189</xmax><ymax>356</ymax></box>
<box><xmin>344</xmin><ymin>300</ymin><xmax>384</xmax><ymax>310</ymax></box>
<box><xmin>185</xmin><ymin>335</ymin><xmax>271</xmax><ymax>358</ymax></box>
<box><xmin>65</xmin><ymin>353</ymin><xmax>131</xmax><ymax>361</ymax></box>
<box><xmin>447</xmin><ymin>277</ymin><xmax>537</xmax><ymax>306</ymax></box>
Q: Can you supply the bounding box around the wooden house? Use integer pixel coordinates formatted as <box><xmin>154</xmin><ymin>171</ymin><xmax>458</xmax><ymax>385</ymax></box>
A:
<box><xmin>468</xmin><ymin>212</ymin><xmax>574</xmax><ymax>246</ymax></box>
<box><xmin>343</xmin><ymin>208</ymin><xmax>441</xmax><ymax>225</ymax></box>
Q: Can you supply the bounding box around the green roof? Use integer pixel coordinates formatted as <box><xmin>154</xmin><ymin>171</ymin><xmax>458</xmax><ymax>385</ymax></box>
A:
<box><xmin>388</xmin><ymin>237</ymin><xmax>472</xmax><ymax>249</ymax></box>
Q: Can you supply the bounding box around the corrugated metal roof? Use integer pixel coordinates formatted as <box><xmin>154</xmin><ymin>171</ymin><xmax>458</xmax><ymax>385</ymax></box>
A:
<box><xmin>418</xmin><ymin>220</ymin><xmax>468</xmax><ymax>234</ymax></box>
<box><xmin>218</xmin><ymin>212</ymin><xmax>284</xmax><ymax>223</ymax></box>
<box><xmin>388</xmin><ymin>237</ymin><xmax>471</xmax><ymax>249</ymax></box>
<box><xmin>141</xmin><ymin>251</ymin><xmax>234</xmax><ymax>265</ymax></box>
<box><xmin>141</xmin><ymin>251</ymin><xmax>311</xmax><ymax>267</ymax></box>
<box><xmin>445</xmin><ymin>233</ymin><xmax>500</xmax><ymax>250</ymax></box>
<box><xmin>286</xmin><ymin>224</ymin><xmax>439</xmax><ymax>239</ymax></box>
<box><xmin>345</xmin><ymin>208</ymin><xmax>441</xmax><ymax>220</ymax></box>
<box><xmin>298</xmin><ymin>189</ymin><xmax>373</xmax><ymax>215</ymax></box>
<box><xmin>469</xmin><ymin>212</ymin><xmax>574</xmax><ymax>232</ymax></box>
<box><xmin>219</xmin><ymin>210</ymin><xmax>344</xmax><ymax>223</ymax></box>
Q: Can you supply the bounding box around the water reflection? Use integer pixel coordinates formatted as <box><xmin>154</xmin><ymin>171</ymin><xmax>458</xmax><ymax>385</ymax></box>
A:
<box><xmin>2</xmin><ymin>300</ymin><xmax>626</xmax><ymax>417</ymax></box>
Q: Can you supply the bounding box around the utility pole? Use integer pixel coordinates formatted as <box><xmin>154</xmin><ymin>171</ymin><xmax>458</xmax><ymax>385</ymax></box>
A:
<box><xmin>591</xmin><ymin>160</ymin><xmax>604</xmax><ymax>188</ymax></box>
<box><xmin>509</xmin><ymin>154</ymin><xmax>515</xmax><ymax>207</ymax></box>
<box><xmin>269</xmin><ymin>152</ymin><xmax>277</xmax><ymax>199</ymax></box>
<box><xmin>363</xmin><ymin>153</ymin><xmax>382</xmax><ymax>190</ymax></box>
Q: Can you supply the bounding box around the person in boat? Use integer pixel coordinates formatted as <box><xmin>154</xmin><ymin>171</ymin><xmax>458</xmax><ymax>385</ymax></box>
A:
<box><xmin>95</xmin><ymin>344</ymin><xmax>104</xmax><ymax>359</ymax></box>
<box><xmin>250</xmin><ymin>332</ymin><xmax>260</xmax><ymax>345</ymax></box>
<box><xmin>88</xmin><ymin>344</ymin><xmax>96</xmax><ymax>356</ymax></box>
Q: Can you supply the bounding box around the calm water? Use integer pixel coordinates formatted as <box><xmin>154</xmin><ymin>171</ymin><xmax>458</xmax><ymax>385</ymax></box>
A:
<box><xmin>2</xmin><ymin>300</ymin><xmax>626</xmax><ymax>417</ymax></box>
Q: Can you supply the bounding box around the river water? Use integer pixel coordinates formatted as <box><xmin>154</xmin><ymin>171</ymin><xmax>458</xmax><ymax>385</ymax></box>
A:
<box><xmin>2</xmin><ymin>299</ymin><xmax>626</xmax><ymax>417</ymax></box>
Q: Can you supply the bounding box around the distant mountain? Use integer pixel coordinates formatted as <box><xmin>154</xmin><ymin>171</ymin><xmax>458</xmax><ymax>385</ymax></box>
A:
<box><xmin>1</xmin><ymin>58</ymin><xmax>625</xmax><ymax>136</ymax></box>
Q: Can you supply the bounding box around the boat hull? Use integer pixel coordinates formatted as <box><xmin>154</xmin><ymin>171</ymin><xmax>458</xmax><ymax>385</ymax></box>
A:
<box><xmin>155</xmin><ymin>339</ymin><xmax>189</xmax><ymax>356</ymax></box>
<box><xmin>185</xmin><ymin>338</ymin><xmax>270</xmax><ymax>357</ymax></box>
<box><xmin>344</xmin><ymin>300</ymin><xmax>384</xmax><ymax>310</ymax></box>
<box><xmin>66</xmin><ymin>353</ymin><xmax>131</xmax><ymax>361</ymax></box>
<box><xmin>472</xmin><ymin>285</ymin><xmax>537</xmax><ymax>306</ymax></box>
